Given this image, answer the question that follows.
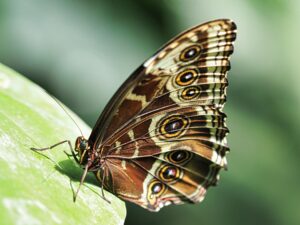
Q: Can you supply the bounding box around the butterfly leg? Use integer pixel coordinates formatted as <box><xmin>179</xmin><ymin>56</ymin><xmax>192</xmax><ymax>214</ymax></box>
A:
<box><xmin>73</xmin><ymin>165</ymin><xmax>89</xmax><ymax>202</ymax></box>
<box><xmin>100</xmin><ymin>167</ymin><xmax>111</xmax><ymax>204</ymax></box>
<box><xmin>31</xmin><ymin>140</ymin><xmax>80</xmax><ymax>164</ymax></box>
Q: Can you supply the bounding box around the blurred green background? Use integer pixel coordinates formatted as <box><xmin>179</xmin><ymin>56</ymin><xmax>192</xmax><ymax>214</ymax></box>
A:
<box><xmin>1</xmin><ymin>0</ymin><xmax>299</xmax><ymax>225</ymax></box>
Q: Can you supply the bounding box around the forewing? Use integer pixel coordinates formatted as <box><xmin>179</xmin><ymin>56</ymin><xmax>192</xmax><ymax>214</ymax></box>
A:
<box><xmin>89</xmin><ymin>19</ymin><xmax>236</xmax><ymax>148</ymax></box>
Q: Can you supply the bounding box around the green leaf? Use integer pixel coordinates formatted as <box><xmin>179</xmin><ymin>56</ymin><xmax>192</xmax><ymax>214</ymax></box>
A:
<box><xmin>0</xmin><ymin>63</ymin><xmax>126</xmax><ymax>225</ymax></box>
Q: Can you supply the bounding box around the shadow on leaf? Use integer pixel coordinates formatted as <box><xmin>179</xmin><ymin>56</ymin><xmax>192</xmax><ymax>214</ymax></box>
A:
<box><xmin>55</xmin><ymin>159</ymin><xmax>99</xmax><ymax>186</ymax></box>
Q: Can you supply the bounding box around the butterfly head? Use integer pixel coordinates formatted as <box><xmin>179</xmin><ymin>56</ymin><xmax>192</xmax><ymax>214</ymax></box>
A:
<box><xmin>75</xmin><ymin>136</ymin><xmax>90</xmax><ymax>165</ymax></box>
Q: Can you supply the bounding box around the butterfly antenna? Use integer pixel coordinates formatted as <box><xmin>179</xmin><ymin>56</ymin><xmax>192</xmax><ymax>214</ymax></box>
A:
<box><xmin>50</xmin><ymin>94</ymin><xmax>84</xmax><ymax>137</ymax></box>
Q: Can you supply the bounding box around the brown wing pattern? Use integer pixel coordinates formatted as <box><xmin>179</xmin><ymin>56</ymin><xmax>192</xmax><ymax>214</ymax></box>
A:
<box><xmin>91</xmin><ymin>19</ymin><xmax>237</xmax><ymax>211</ymax></box>
<box><xmin>90</xmin><ymin>19</ymin><xmax>236</xmax><ymax>147</ymax></box>
<box><xmin>101</xmin><ymin>105</ymin><xmax>227</xmax><ymax>211</ymax></box>
<box><xmin>100</xmin><ymin>151</ymin><xmax>220</xmax><ymax>211</ymax></box>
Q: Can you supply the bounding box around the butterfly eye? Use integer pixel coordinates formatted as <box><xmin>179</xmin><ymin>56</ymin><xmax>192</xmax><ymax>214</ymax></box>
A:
<box><xmin>79</xmin><ymin>141</ymin><xmax>87</xmax><ymax>150</ymax></box>
<box><xmin>159</xmin><ymin>165</ymin><xmax>181</xmax><ymax>182</ymax></box>
<box><xmin>181</xmin><ymin>86</ymin><xmax>200</xmax><ymax>100</ymax></box>
<box><xmin>180</xmin><ymin>45</ymin><xmax>201</xmax><ymax>62</ymax></box>
<box><xmin>175</xmin><ymin>69</ymin><xmax>197</xmax><ymax>86</ymax></box>
<box><xmin>74</xmin><ymin>137</ymin><xmax>89</xmax><ymax>165</ymax></box>
<box><xmin>159</xmin><ymin>115</ymin><xmax>189</xmax><ymax>138</ymax></box>
<box><xmin>167</xmin><ymin>150</ymin><xmax>192</xmax><ymax>164</ymax></box>
<box><xmin>75</xmin><ymin>137</ymin><xmax>87</xmax><ymax>152</ymax></box>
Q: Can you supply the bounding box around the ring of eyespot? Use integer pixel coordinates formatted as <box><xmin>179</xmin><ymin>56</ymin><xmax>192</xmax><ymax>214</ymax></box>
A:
<box><xmin>175</xmin><ymin>69</ymin><xmax>198</xmax><ymax>86</ymax></box>
<box><xmin>179</xmin><ymin>45</ymin><xmax>201</xmax><ymax>62</ymax></box>
<box><xmin>181</xmin><ymin>86</ymin><xmax>201</xmax><ymax>100</ymax></box>
<box><xmin>159</xmin><ymin>115</ymin><xmax>189</xmax><ymax>138</ymax></box>
<box><xmin>158</xmin><ymin>165</ymin><xmax>181</xmax><ymax>182</ymax></box>
<box><xmin>148</xmin><ymin>179</ymin><xmax>166</xmax><ymax>199</ymax></box>
<box><xmin>166</xmin><ymin>150</ymin><xmax>193</xmax><ymax>165</ymax></box>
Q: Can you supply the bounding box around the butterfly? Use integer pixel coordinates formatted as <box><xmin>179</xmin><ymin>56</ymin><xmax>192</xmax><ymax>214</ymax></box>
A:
<box><xmin>32</xmin><ymin>19</ymin><xmax>237</xmax><ymax>212</ymax></box>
